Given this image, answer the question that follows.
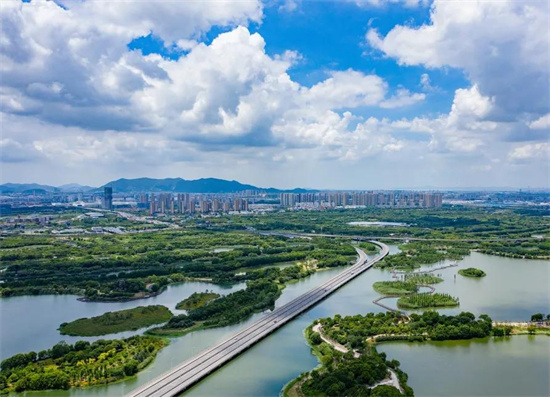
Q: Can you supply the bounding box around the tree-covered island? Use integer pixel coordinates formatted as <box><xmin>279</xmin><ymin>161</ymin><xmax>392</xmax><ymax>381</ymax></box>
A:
<box><xmin>373</xmin><ymin>281</ymin><xmax>419</xmax><ymax>296</ymax></box>
<box><xmin>397</xmin><ymin>293</ymin><xmax>459</xmax><ymax>309</ymax></box>
<box><xmin>285</xmin><ymin>311</ymin><xmax>495</xmax><ymax>396</ymax></box>
<box><xmin>59</xmin><ymin>305</ymin><xmax>172</xmax><ymax>336</ymax></box>
<box><xmin>372</xmin><ymin>274</ymin><xmax>443</xmax><ymax>296</ymax></box>
<box><xmin>404</xmin><ymin>274</ymin><xmax>443</xmax><ymax>284</ymax></box>
<box><xmin>458</xmin><ymin>268</ymin><xmax>487</xmax><ymax>277</ymax></box>
<box><xmin>150</xmin><ymin>279</ymin><xmax>282</xmax><ymax>336</ymax></box>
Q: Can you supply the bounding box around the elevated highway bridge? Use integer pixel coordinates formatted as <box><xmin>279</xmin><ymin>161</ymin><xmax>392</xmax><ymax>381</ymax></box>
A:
<box><xmin>127</xmin><ymin>240</ymin><xmax>389</xmax><ymax>397</ymax></box>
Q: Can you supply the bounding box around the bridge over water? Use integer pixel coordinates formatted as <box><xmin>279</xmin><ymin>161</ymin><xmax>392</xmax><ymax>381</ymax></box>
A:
<box><xmin>127</xmin><ymin>240</ymin><xmax>389</xmax><ymax>397</ymax></box>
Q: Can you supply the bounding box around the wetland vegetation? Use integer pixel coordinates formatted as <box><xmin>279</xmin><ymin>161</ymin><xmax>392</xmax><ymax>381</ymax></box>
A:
<box><xmin>1</xmin><ymin>206</ymin><xmax>548</xmax><ymax>301</ymax></box>
<box><xmin>373</xmin><ymin>281</ymin><xmax>418</xmax><ymax>296</ymax></box>
<box><xmin>397</xmin><ymin>293</ymin><xmax>459</xmax><ymax>309</ymax></box>
<box><xmin>403</xmin><ymin>274</ymin><xmax>443</xmax><ymax>284</ymax></box>
<box><xmin>0</xmin><ymin>231</ymin><xmax>355</xmax><ymax>300</ymax></box>
<box><xmin>175</xmin><ymin>291</ymin><xmax>220</xmax><ymax>310</ymax></box>
<box><xmin>58</xmin><ymin>305</ymin><xmax>172</xmax><ymax>336</ymax></box>
<box><xmin>287</xmin><ymin>339</ymin><xmax>413</xmax><ymax>397</ymax></box>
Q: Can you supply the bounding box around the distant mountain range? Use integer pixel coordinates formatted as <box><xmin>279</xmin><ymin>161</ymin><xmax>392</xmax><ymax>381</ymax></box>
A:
<box><xmin>0</xmin><ymin>183</ymin><xmax>95</xmax><ymax>194</ymax></box>
<box><xmin>101</xmin><ymin>177</ymin><xmax>312</xmax><ymax>193</ymax></box>
<box><xmin>0</xmin><ymin>178</ymin><xmax>313</xmax><ymax>194</ymax></box>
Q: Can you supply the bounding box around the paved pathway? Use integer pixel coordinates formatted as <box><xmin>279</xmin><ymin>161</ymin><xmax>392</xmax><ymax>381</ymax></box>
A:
<box><xmin>311</xmin><ymin>324</ymin><xmax>403</xmax><ymax>393</ymax></box>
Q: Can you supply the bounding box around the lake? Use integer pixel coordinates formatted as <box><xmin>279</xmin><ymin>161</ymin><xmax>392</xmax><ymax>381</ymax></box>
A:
<box><xmin>0</xmin><ymin>281</ymin><xmax>246</xmax><ymax>360</ymax></box>
<box><xmin>3</xmin><ymin>247</ymin><xmax>549</xmax><ymax>397</ymax></box>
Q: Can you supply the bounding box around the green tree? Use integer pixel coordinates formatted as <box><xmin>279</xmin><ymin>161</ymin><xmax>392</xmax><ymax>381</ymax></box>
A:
<box><xmin>531</xmin><ymin>313</ymin><xmax>543</xmax><ymax>322</ymax></box>
<box><xmin>123</xmin><ymin>360</ymin><xmax>139</xmax><ymax>376</ymax></box>
<box><xmin>371</xmin><ymin>385</ymin><xmax>402</xmax><ymax>397</ymax></box>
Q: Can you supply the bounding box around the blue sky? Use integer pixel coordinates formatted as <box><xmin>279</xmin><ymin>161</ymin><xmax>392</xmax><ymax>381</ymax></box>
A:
<box><xmin>128</xmin><ymin>1</ymin><xmax>468</xmax><ymax>119</ymax></box>
<box><xmin>1</xmin><ymin>0</ymin><xmax>548</xmax><ymax>189</ymax></box>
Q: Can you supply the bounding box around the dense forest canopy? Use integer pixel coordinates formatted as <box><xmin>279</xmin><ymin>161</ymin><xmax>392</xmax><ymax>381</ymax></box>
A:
<box><xmin>0</xmin><ymin>336</ymin><xmax>166</xmax><ymax>393</ymax></box>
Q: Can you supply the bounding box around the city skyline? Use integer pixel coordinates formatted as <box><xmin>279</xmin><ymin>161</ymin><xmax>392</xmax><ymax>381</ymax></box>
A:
<box><xmin>1</xmin><ymin>0</ymin><xmax>548</xmax><ymax>189</ymax></box>
<box><xmin>2</xmin><ymin>176</ymin><xmax>549</xmax><ymax>193</ymax></box>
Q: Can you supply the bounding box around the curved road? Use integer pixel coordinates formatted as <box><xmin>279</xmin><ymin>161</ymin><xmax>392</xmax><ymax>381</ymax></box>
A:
<box><xmin>126</xmin><ymin>240</ymin><xmax>389</xmax><ymax>397</ymax></box>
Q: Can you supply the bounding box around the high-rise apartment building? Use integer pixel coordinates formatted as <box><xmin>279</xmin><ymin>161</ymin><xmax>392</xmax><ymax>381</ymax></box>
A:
<box><xmin>234</xmin><ymin>198</ymin><xmax>242</xmax><ymax>211</ymax></box>
<box><xmin>186</xmin><ymin>197</ymin><xmax>195</xmax><ymax>213</ymax></box>
<box><xmin>200</xmin><ymin>199</ymin><xmax>210</xmax><ymax>213</ymax></box>
<box><xmin>103</xmin><ymin>187</ymin><xmax>113</xmax><ymax>210</ymax></box>
<box><xmin>277</xmin><ymin>191</ymin><xmax>443</xmax><ymax>209</ymax></box>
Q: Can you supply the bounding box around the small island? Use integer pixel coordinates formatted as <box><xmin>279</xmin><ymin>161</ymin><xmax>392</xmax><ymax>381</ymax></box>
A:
<box><xmin>373</xmin><ymin>274</ymin><xmax>444</xmax><ymax>296</ymax></box>
<box><xmin>373</xmin><ymin>281</ymin><xmax>418</xmax><ymax>295</ymax></box>
<box><xmin>459</xmin><ymin>267</ymin><xmax>486</xmax><ymax>277</ymax></box>
<box><xmin>397</xmin><ymin>292</ymin><xmax>459</xmax><ymax>309</ymax></box>
<box><xmin>285</xmin><ymin>311</ymin><xmax>494</xmax><ymax>397</ymax></box>
<box><xmin>405</xmin><ymin>274</ymin><xmax>443</xmax><ymax>284</ymax></box>
<box><xmin>59</xmin><ymin>305</ymin><xmax>172</xmax><ymax>336</ymax></box>
<box><xmin>0</xmin><ymin>336</ymin><xmax>166</xmax><ymax>393</ymax></box>
<box><xmin>176</xmin><ymin>291</ymin><xmax>220</xmax><ymax>310</ymax></box>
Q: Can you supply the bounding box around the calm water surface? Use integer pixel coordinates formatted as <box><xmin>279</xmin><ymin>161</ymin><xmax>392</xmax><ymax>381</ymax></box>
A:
<box><xmin>0</xmin><ymin>281</ymin><xmax>246</xmax><ymax>359</ymax></box>
<box><xmin>5</xmin><ymin>246</ymin><xmax>549</xmax><ymax>397</ymax></box>
<box><xmin>380</xmin><ymin>336</ymin><xmax>549</xmax><ymax>397</ymax></box>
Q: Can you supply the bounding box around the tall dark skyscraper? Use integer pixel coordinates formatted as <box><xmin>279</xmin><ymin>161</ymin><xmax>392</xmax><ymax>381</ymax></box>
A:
<box><xmin>103</xmin><ymin>186</ymin><xmax>113</xmax><ymax>210</ymax></box>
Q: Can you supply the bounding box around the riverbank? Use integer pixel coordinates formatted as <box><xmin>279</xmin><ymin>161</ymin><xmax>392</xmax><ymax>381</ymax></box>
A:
<box><xmin>493</xmin><ymin>321</ymin><xmax>550</xmax><ymax>336</ymax></box>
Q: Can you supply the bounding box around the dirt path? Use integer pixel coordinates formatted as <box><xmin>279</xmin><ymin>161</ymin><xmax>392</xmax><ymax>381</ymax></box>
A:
<box><xmin>369</xmin><ymin>368</ymin><xmax>403</xmax><ymax>393</ymax></box>
<box><xmin>312</xmin><ymin>324</ymin><xmax>360</xmax><ymax>358</ymax></box>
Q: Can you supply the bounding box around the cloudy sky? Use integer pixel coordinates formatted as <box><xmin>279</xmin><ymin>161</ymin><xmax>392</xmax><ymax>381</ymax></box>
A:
<box><xmin>1</xmin><ymin>0</ymin><xmax>548</xmax><ymax>189</ymax></box>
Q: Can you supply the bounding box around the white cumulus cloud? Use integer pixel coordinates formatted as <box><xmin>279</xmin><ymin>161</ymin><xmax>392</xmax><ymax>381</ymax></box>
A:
<box><xmin>367</xmin><ymin>0</ymin><xmax>549</xmax><ymax>119</ymax></box>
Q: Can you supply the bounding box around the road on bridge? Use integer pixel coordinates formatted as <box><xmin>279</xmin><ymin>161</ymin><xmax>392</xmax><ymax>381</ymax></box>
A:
<box><xmin>126</xmin><ymin>240</ymin><xmax>389</xmax><ymax>397</ymax></box>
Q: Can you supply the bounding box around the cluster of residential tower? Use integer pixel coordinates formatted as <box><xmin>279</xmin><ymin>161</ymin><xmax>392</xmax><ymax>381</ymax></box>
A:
<box><xmin>279</xmin><ymin>192</ymin><xmax>443</xmax><ymax>208</ymax></box>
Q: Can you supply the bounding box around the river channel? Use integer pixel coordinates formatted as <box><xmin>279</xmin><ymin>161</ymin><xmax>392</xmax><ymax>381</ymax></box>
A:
<box><xmin>3</xmin><ymin>246</ymin><xmax>548</xmax><ymax>397</ymax></box>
